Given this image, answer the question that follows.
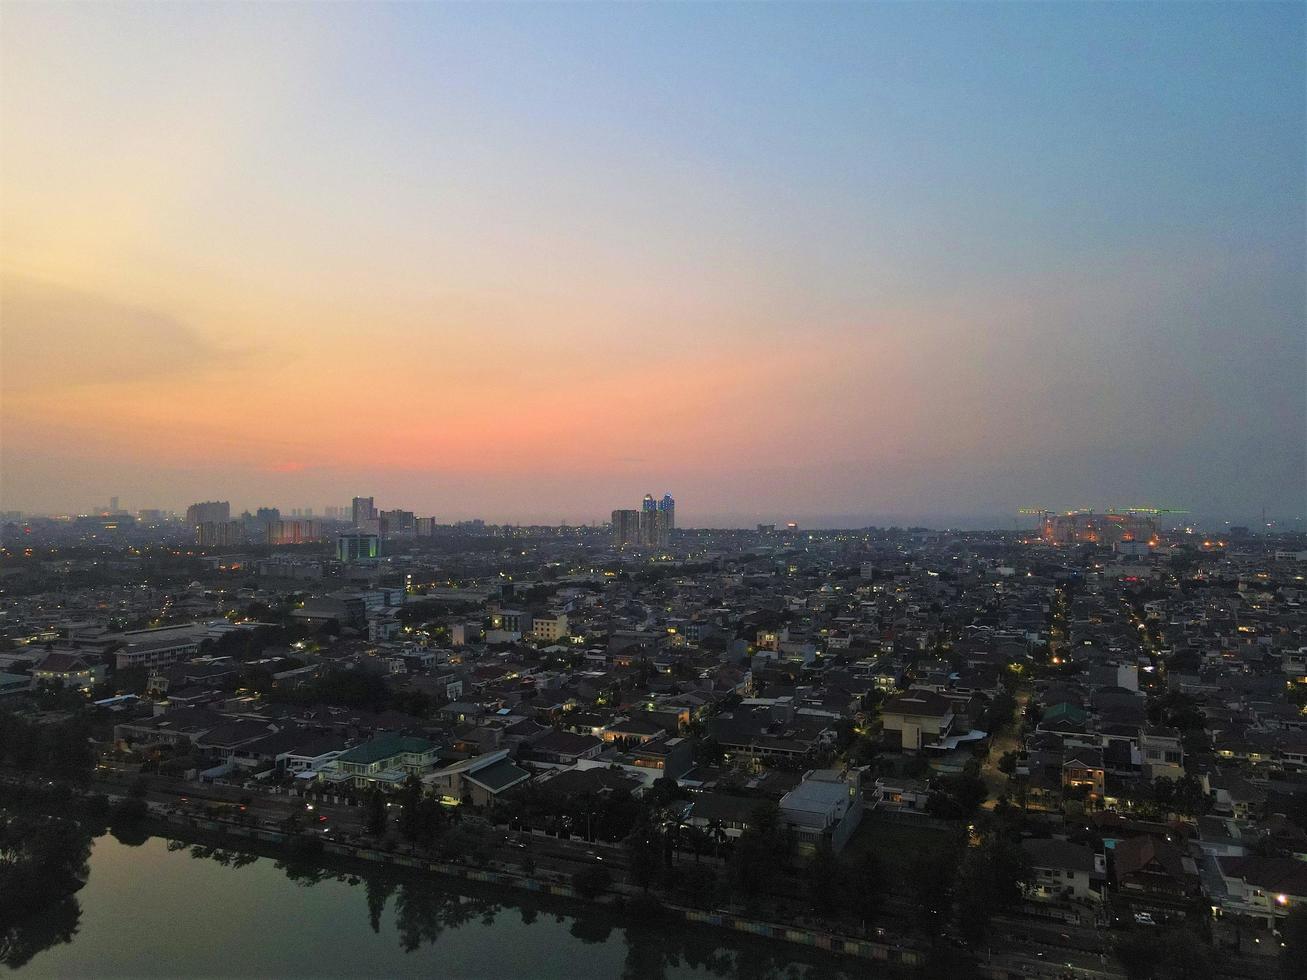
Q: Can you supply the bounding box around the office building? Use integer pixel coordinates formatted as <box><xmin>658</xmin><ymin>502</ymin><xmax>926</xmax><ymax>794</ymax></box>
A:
<box><xmin>351</xmin><ymin>496</ymin><xmax>376</xmax><ymax>527</ymax></box>
<box><xmin>1040</xmin><ymin>511</ymin><xmax>1158</xmax><ymax>547</ymax></box>
<box><xmin>196</xmin><ymin>520</ymin><xmax>245</xmax><ymax>547</ymax></box>
<box><xmin>268</xmin><ymin>520</ymin><xmax>324</xmax><ymax>545</ymax></box>
<box><xmin>640</xmin><ymin>508</ymin><xmax>671</xmax><ymax>548</ymax></box>
<box><xmin>613</xmin><ymin>492</ymin><xmax>675</xmax><ymax>548</ymax></box>
<box><xmin>337</xmin><ymin>532</ymin><xmax>380</xmax><ymax>562</ymax></box>
<box><xmin>612</xmin><ymin>509</ymin><xmax>641</xmax><ymax>547</ymax></box>
<box><xmin>659</xmin><ymin>493</ymin><xmax>675</xmax><ymax>530</ymax></box>
<box><xmin>379</xmin><ymin>509</ymin><xmax>417</xmax><ymax>537</ymax></box>
<box><xmin>186</xmin><ymin>501</ymin><xmax>230</xmax><ymax>525</ymax></box>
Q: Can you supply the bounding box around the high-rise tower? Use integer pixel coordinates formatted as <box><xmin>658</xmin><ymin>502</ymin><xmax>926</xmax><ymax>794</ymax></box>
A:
<box><xmin>351</xmin><ymin>496</ymin><xmax>376</xmax><ymax>527</ymax></box>
<box><xmin>658</xmin><ymin>493</ymin><xmax>675</xmax><ymax>530</ymax></box>
<box><xmin>612</xmin><ymin>509</ymin><xmax>641</xmax><ymax>546</ymax></box>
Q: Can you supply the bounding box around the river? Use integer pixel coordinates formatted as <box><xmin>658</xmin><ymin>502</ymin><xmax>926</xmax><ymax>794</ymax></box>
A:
<box><xmin>7</xmin><ymin>832</ymin><xmax>872</xmax><ymax>979</ymax></box>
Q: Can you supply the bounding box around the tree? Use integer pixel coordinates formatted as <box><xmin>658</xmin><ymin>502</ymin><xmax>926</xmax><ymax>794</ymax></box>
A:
<box><xmin>680</xmin><ymin>864</ymin><xmax>720</xmax><ymax>909</ymax></box>
<box><xmin>1117</xmin><ymin>928</ymin><xmax>1214</xmax><ymax>980</ymax></box>
<box><xmin>397</xmin><ymin>775</ymin><xmax>425</xmax><ymax>844</ymax></box>
<box><xmin>365</xmin><ymin>790</ymin><xmax>388</xmax><ymax>837</ymax></box>
<box><xmin>803</xmin><ymin>841</ymin><xmax>846</xmax><ymax>918</ymax></box>
<box><xmin>1282</xmin><ymin>904</ymin><xmax>1307</xmax><ymax>980</ymax></box>
<box><xmin>844</xmin><ymin>847</ymin><xmax>882</xmax><ymax>923</ymax></box>
<box><xmin>0</xmin><ymin>812</ymin><xmax>94</xmax><ymax>966</ymax></box>
<box><xmin>956</xmin><ymin>836</ymin><xmax>1030</xmax><ymax>946</ymax></box>
<box><xmin>572</xmin><ymin>865</ymin><xmax>613</xmax><ymax>899</ymax></box>
<box><xmin>728</xmin><ymin>803</ymin><xmax>791</xmax><ymax>910</ymax></box>
<box><xmin>997</xmin><ymin>751</ymin><xmax>1018</xmax><ymax>776</ymax></box>
<box><xmin>625</xmin><ymin>810</ymin><xmax>663</xmax><ymax>893</ymax></box>
<box><xmin>926</xmin><ymin>774</ymin><xmax>988</xmax><ymax>819</ymax></box>
<box><xmin>908</xmin><ymin>844</ymin><xmax>958</xmax><ymax>927</ymax></box>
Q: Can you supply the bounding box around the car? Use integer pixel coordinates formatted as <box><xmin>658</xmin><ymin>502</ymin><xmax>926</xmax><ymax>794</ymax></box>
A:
<box><xmin>1133</xmin><ymin>912</ymin><xmax>1156</xmax><ymax>926</ymax></box>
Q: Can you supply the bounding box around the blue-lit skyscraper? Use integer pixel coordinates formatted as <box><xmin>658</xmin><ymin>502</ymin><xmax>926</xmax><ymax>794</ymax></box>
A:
<box><xmin>658</xmin><ymin>493</ymin><xmax>675</xmax><ymax>530</ymax></box>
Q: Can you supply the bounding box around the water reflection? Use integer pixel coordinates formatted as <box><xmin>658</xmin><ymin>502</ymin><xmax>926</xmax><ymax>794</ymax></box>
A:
<box><xmin>0</xmin><ymin>798</ymin><xmax>101</xmax><ymax>971</ymax></box>
<box><xmin>163</xmin><ymin>833</ymin><xmax>860</xmax><ymax>980</ymax></box>
<box><xmin>0</xmin><ymin>897</ymin><xmax>81</xmax><ymax>971</ymax></box>
<box><xmin>4</xmin><ymin>820</ymin><xmax>864</xmax><ymax>980</ymax></box>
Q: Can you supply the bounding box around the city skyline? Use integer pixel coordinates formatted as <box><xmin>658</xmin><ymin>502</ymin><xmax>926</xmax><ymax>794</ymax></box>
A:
<box><xmin>3</xmin><ymin>4</ymin><xmax>1307</xmax><ymax>975</ymax></box>
<box><xmin>2</xmin><ymin>2</ymin><xmax>1304</xmax><ymax>523</ymax></box>
<box><xmin>8</xmin><ymin>489</ymin><xmax>1301</xmax><ymax>534</ymax></box>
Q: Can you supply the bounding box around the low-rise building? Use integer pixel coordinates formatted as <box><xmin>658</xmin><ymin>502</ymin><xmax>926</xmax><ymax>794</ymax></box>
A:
<box><xmin>1021</xmin><ymin>838</ymin><xmax>1099</xmax><ymax>903</ymax></box>
<box><xmin>323</xmin><ymin>733</ymin><xmax>441</xmax><ymax>789</ymax></box>
<box><xmin>880</xmin><ymin>691</ymin><xmax>955</xmax><ymax>751</ymax></box>
<box><xmin>778</xmin><ymin>769</ymin><xmax>865</xmax><ymax>853</ymax></box>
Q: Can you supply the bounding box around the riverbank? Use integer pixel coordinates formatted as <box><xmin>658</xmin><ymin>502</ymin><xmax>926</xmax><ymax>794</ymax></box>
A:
<box><xmin>145</xmin><ymin>807</ymin><xmax>924</xmax><ymax>973</ymax></box>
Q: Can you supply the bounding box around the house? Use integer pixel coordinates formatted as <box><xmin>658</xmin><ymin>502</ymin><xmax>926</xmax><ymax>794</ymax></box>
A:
<box><xmin>32</xmin><ymin>652</ymin><xmax>105</xmax><ymax>691</ymax></box>
<box><xmin>1062</xmin><ymin>747</ymin><xmax>1106</xmax><ymax>800</ymax></box>
<box><xmin>1216</xmin><ymin>856</ymin><xmax>1307</xmax><ymax>929</ymax></box>
<box><xmin>113</xmin><ymin>707</ymin><xmax>227</xmax><ymax>749</ymax></box>
<box><xmin>685</xmin><ymin>792</ymin><xmax>762</xmax><ymax>840</ymax></box>
<box><xmin>880</xmin><ymin>691</ymin><xmax>955</xmax><ymax>751</ymax></box>
<box><xmin>531</xmin><ymin>613</ymin><xmax>569</xmax><ymax>643</ymax></box>
<box><xmin>874</xmin><ymin>776</ymin><xmax>930</xmax><ymax>812</ymax></box>
<box><xmin>1140</xmin><ymin>726</ymin><xmax>1185</xmax><ymax>781</ymax></box>
<box><xmin>629</xmin><ymin>735</ymin><xmax>693</xmax><ymax>780</ymax></box>
<box><xmin>0</xmin><ymin>672</ymin><xmax>33</xmax><ymax>698</ymax></box>
<box><xmin>196</xmin><ymin>719</ymin><xmax>281</xmax><ymax>764</ymax></box>
<box><xmin>1021</xmin><ymin>838</ymin><xmax>1099</xmax><ymax>903</ymax></box>
<box><xmin>601</xmin><ymin>716</ymin><xmax>665</xmax><ymax>744</ymax></box>
<box><xmin>778</xmin><ymin>769</ymin><xmax>865</xmax><ymax>853</ymax></box>
<box><xmin>276</xmin><ymin>732</ymin><xmax>350</xmax><ymax>776</ymax></box>
<box><xmin>1206</xmin><ymin>773</ymin><xmax>1266</xmax><ymax>821</ymax></box>
<box><xmin>1111</xmin><ymin>835</ymin><xmax>1198</xmax><ymax>899</ymax></box>
<box><xmin>323</xmin><ymin>733</ymin><xmax>441</xmax><ymax>789</ymax></box>
<box><xmin>533</xmin><ymin>766</ymin><xmax>644</xmax><ymax>803</ymax></box>
<box><xmin>530</xmin><ymin>730</ymin><xmax>604</xmax><ymax>765</ymax></box>
<box><xmin>423</xmin><ymin>749</ymin><xmax>531</xmax><ymax>807</ymax></box>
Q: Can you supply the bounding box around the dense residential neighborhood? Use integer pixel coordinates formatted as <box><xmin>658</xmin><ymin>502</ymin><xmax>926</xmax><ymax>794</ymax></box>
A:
<box><xmin>3</xmin><ymin>514</ymin><xmax>1307</xmax><ymax>978</ymax></box>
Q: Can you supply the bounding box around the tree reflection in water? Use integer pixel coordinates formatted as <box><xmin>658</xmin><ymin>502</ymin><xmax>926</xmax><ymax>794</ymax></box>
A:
<box><xmin>0</xmin><ymin>810</ymin><xmax>96</xmax><ymax>970</ymax></box>
<box><xmin>0</xmin><ymin>897</ymin><xmax>81</xmax><ymax>970</ymax></box>
<box><xmin>168</xmin><ymin>836</ymin><xmax>861</xmax><ymax>980</ymax></box>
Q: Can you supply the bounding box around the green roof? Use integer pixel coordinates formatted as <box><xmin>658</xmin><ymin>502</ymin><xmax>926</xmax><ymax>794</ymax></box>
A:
<box><xmin>337</xmin><ymin>733</ymin><xmax>436</xmax><ymax>765</ymax></box>
<box><xmin>465</xmin><ymin>758</ymin><xmax>531</xmax><ymax>793</ymax></box>
<box><xmin>1043</xmin><ymin>702</ymin><xmax>1088</xmax><ymax>725</ymax></box>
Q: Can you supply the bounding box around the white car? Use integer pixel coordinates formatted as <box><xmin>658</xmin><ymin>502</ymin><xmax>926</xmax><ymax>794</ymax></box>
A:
<box><xmin>1133</xmin><ymin>912</ymin><xmax>1156</xmax><ymax>926</ymax></box>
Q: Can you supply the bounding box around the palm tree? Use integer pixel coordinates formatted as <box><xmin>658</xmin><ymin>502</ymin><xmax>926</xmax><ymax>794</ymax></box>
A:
<box><xmin>707</xmin><ymin>819</ymin><xmax>728</xmax><ymax>860</ymax></box>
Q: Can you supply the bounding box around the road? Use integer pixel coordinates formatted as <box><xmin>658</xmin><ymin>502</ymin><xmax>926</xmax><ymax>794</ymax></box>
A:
<box><xmin>980</xmin><ymin>685</ymin><xmax>1030</xmax><ymax>808</ymax></box>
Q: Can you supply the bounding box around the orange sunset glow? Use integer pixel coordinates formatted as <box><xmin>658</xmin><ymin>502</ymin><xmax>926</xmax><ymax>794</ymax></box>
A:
<box><xmin>2</xmin><ymin>2</ymin><xmax>1302</xmax><ymax>525</ymax></box>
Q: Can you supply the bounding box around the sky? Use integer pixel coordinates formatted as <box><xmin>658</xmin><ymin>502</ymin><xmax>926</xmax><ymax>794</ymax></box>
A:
<box><xmin>1</xmin><ymin>2</ymin><xmax>1303</xmax><ymax>528</ymax></box>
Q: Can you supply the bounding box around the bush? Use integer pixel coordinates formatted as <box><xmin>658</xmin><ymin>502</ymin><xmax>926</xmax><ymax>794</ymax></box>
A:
<box><xmin>284</xmin><ymin>833</ymin><xmax>325</xmax><ymax>861</ymax></box>
<box><xmin>572</xmin><ymin>865</ymin><xmax>613</xmax><ymax>899</ymax></box>
<box><xmin>111</xmin><ymin>796</ymin><xmax>149</xmax><ymax>824</ymax></box>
